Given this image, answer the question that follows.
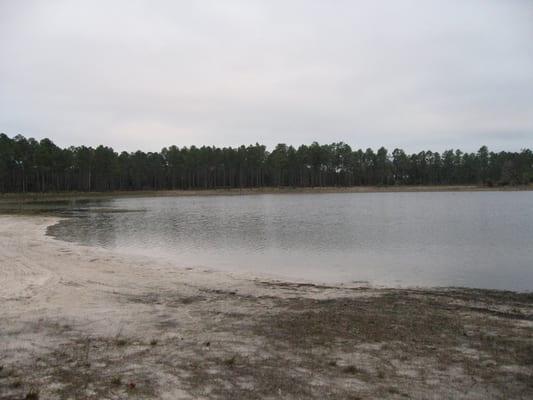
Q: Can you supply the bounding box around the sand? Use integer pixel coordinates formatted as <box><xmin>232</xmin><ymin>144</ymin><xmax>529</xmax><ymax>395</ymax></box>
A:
<box><xmin>0</xmin><ymin>215</ymin><xmax>532</xmax><ymax>399</ymax></box>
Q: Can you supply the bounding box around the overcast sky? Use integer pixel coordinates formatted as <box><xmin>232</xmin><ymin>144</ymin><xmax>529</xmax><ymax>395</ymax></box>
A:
<box><xmin>1</xmin><ymin>0</ymin><xmax>532</xmax><ymax>153</ymax></box>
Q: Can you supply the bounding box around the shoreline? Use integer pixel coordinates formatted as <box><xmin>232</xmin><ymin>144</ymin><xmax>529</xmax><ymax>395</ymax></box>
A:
<box><xmin>1</xmin><ymin>215</ymin><xmax>532</xmax><ymax>399</ymax></box>
<box><xmin>1</xmin><ymin>184</ymin><xmax>532</xmax><ymax>203</ymax></box>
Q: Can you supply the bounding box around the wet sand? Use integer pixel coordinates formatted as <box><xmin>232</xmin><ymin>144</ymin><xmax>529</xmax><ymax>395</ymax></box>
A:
<box><xmin>0</xmin><ymin>215</ymin><xmax>532</xmax><ymax>399</ymax></box>
<box><xmin>1</xmin><ymin>184</ymin><xmax>532</xmax><ymax>205</ymax></box>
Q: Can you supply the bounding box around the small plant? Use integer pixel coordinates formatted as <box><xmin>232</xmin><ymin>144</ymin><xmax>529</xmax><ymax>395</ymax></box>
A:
<box><xmin>83</xmin><ymin>337</ymin><xmax>91</xmax><ymax>366</ymax></box>
<box><xmin>24</xmin><ymin>389</ymin><xmax>39</xmax><ymax>400</ymax></box>
<box><xmin>327</xmin><ymin>360</ymin><xmax>337</xmax><ymax>367</ymax></box>
<box><xmin>111</xmin><ymin>376</ymin><xmax>122</xmax><ymax>386</ymax></box>
<box><xmin>150</xmin><ymin>339</ymin><xmax>158</xmax><ymax>346</ymax></box>
<box><xmin>114</xmin><ymin>327</ymin><xmax>127</xmax><ymax>347</ymax></box>
<box><xmin>342</xmin><ymin>365</ymin><xmax>359</xmax><ymax>374</ymax></box>
<box><xmin>388</xmin><ymin>386</ymin><xmax>400</xmax><ymax>394</ymax></box>
<box><xmin>224</xmin><ymin>355</ymin><xmax>237</xmax><ymax>367</ymax></box>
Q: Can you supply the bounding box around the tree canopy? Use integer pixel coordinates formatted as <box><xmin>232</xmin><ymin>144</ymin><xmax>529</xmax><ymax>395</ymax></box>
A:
<box><xmin>0</xmin><ymin>134</ymin><xmax>532</xmax><ymax>193</ymax></box>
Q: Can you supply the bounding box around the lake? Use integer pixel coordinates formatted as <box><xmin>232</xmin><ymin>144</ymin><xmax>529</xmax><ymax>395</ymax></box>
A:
<box><xmin>46</xmin><ymin>191</ymin><xmax>533</xmax><ymax>291</ymax></box>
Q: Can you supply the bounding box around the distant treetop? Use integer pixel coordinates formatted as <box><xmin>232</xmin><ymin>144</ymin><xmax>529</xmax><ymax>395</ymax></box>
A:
<box><xmin>0</xmin><ymin>133</ymin><xmax>531</xmax><ymax>192</ymax></box>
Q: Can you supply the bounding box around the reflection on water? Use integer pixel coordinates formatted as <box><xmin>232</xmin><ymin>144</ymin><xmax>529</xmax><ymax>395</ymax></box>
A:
<box><xmin>47</xmin><ymin>192</ymin><xmax>533</xmax><ymax>291</ymax></box>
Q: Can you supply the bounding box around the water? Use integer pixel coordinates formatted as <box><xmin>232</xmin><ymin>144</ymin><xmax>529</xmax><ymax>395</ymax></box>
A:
<box><xmin>47</xmin><ymin>192</ymin><xmax>533</xmax><ymax>291</ymax></box>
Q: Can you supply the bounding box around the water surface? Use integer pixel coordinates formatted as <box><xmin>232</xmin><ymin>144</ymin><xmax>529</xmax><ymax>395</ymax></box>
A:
<box><xmin>47</xmin><ymin>192</ymin><xmax>533</xmax><ymax>291</ymax></box>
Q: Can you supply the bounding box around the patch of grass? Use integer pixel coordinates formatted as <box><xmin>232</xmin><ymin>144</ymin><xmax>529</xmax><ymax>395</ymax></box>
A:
<box><xmin>111</xmin><ymin>376</ymin><xmax>122</xmax><ymax>386</ymax></box>
<box><xmin>115</xmin><ymin>338</ymin><xmax>128</xmax><ymax>347</ymax></box>
<box><xmin>150</xmin><ymin>338</ymin><xmax>158</xmax><ymax>346</ymax></box>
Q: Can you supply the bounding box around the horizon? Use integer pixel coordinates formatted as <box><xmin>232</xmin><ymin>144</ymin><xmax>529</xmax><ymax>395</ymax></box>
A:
<box><xmin>2</xmin><ymin>132</ymin><xmax>531</xmax><ymax>155</ymax></box>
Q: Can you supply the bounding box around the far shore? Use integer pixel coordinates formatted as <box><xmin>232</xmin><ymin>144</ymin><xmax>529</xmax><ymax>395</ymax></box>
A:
<box><xmin>1</xmin><ymin>184</ymin><xmax>532</xmax><ymax>203</ymax></box>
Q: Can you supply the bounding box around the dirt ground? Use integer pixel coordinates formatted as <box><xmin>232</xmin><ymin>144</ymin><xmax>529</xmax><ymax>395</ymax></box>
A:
<box><xmin>1</xmin><ymin>216</ymin><xmax>532</xmax><ymax>399</ymax></box>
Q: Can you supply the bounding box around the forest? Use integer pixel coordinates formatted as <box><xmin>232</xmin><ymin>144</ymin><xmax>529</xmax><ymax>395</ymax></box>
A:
<box><xmin>0</xmin><ymin>133</ymin><xmax>532</xmax><ymax>192</ymax></box>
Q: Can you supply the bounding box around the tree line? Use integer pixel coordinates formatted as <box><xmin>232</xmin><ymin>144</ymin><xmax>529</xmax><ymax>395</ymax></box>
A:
<box><xmin>0</xmin><ymin>133</ymin><xmax>532</xmax><ymax>193</ymax></box>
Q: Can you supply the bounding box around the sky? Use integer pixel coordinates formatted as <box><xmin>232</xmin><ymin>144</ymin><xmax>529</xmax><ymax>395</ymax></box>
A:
<box><xmin>1</xmin><ymin>0</ymin><xmax>532</xmax><ymax>153</ymax></box>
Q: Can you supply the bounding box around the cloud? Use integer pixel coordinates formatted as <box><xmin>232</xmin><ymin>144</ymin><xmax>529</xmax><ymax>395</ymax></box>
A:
<box><xmin>1</xmin><ymin>0</ymin><xmax>532</xmax><ymax>152</ymax></box>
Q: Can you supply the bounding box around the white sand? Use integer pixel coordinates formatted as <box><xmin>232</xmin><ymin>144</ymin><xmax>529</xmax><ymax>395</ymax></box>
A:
<box><xmin>1</xmin><ymin>215</ymin><xmax>256</xmax><ymax>330</ymax></box>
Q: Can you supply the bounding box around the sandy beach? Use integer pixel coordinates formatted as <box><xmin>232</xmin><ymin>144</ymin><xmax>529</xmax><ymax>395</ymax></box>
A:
<box><xmin>1</xmin><ymin>215</ymin><xmax>532</xmax><ymax>399</ymax></box>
